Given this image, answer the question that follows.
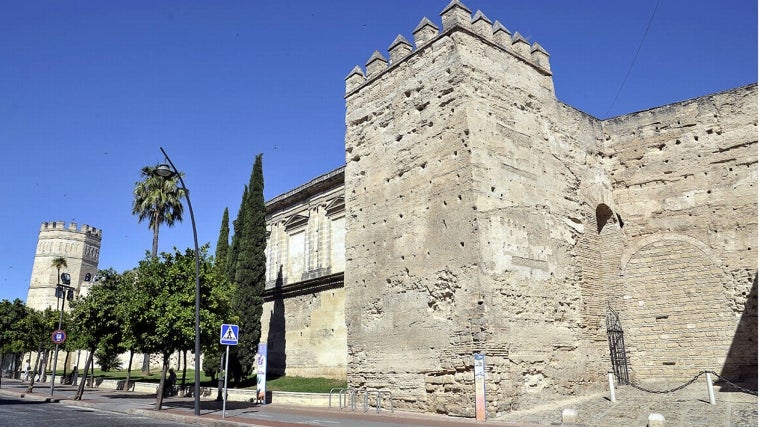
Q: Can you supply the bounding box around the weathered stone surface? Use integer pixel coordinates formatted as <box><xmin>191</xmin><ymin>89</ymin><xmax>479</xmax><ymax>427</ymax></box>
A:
<box><xmin>341</xmin><ymin>1</ymin><xmax>756</xmax><ymax>419</ymax></box>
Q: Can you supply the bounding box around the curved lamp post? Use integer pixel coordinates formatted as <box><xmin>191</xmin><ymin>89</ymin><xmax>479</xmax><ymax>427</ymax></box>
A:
<box><xmin>156</xmin><ymin>147</ymin><xmax>201</xmax><ymax>416</ymax></box>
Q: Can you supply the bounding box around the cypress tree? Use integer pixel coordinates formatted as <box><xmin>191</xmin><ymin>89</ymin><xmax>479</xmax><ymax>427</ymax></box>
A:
<box><xmin>214</xmin><ymin>208</ymin><xmax>230</xmax><ymax>274</ymax></box>
<box><xmin>227</xmin><ymin>187</ymin><xmax>247</xmax><ymax>287</ymax></box>
<box><xmin>232</xmin><ymin>155</ymin><xmax>267</xmax><ymax>377</ymax></box>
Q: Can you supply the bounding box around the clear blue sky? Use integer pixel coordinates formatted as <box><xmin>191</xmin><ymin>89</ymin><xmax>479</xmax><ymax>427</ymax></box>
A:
<box><xmin>1</xmin><ymin>0</ymin><xmax>757</xmax><ymax>303</ymax></box>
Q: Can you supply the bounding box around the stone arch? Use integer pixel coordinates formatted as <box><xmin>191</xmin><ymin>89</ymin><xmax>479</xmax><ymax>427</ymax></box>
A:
<box><xmin>595</xmin><ymin>203</ymin><xmax>614</xmax><ymax>234</ymax></box>
<box><xmin>616</xmin><ymin>234</ymin><xmax>735</xmax><ymax>382</ymax></box>
<box><xmin>619</xmin><ymin>233</ymin><xmax>720</xmax><ymax>275</ymax></box>
<box><xmin>577</xmin><ymin>202</ymin><xmax>625</xmax><ymax>343</ymax></box>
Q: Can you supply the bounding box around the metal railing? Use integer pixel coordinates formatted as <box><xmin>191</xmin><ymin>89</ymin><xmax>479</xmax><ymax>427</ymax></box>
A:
<box><xmin>329</xmin><ymin>387</ymin><xmax>394</xmax><ymax>413</ymax></box>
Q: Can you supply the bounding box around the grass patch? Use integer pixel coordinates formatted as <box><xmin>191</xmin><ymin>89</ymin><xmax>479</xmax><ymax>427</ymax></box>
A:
<box><xmin>86</xmin><ymin>369</ymin><xmax>215</xmax><ymax>385</ymax></box>
<box><xmin>265</xmin><ymin>376</ymin><xmax>347</xmax><ymax>393</ymax></box>
<box><xmin>80</xmin><ymin>370</ymin><xmax>345</xmax><ymax>392</ymax></box>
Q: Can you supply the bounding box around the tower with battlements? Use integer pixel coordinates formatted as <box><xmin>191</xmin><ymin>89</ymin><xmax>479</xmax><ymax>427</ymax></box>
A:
<box><xmin>340</xmin><ymin>0</ymin><xmax>756</xmax><ymax>417</ymax></box>
<box><xmin>26</xmin><ymin>221</ymin><xmax>102</xmax><ymax>311</ymax></box>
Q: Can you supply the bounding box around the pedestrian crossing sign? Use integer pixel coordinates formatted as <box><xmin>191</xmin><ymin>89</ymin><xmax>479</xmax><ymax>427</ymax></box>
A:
<box><xmin>220</xmin><ymin>324</ymin><xmax>239</xmax><ymax>345</ymax></box>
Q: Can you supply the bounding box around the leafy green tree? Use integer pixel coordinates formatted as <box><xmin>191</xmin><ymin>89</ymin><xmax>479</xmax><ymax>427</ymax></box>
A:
<box><xmin>132</xmin><ymin>164</ymin><xmax>186</xmax><ymax>374</ymax></box>
<box><xmin>114</xmin><ymin>268</ymin><xmax>140</xmax><ymax>391</ymax></box>
<box><xmin>0</xmin><ymin>299</ymin><xmax>29</xmax><ymax>387</ymax></box>
<box><xmin>68</xmin><ymin>271</ymin><xmax>127</xmax><ymax>400</ymax></box>
<box><xmin>24</xmin><ymin>308</ymin><xmax>58</xmax><ymax>392</ymax></box>
<box><xmin>231</xmin><ymin>155</ymin><xmax>267</xmax><ymax>379</ymax></box>
<box><xmin>132</xmin><ymin>245</ymin><xmax>231</xmax><ymax>409</ymax></box>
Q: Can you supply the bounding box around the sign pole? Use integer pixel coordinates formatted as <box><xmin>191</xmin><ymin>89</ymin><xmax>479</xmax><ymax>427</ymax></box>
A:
<box><xmin>256</xmin><ymin>343</ymin><xmax>268</xmax><ymax>404</ymax></box>
<box><xmin>219</xmin><ymin>323</ymin><xmax>239</xmax><ymax>418</ymax></box>
<box><xmin>222</xmin><ymin>345</ymin><xmax>230</xmax><ymax>418</ymax></box>
<box><xmin>474</xmin><ymin>352</ymin><xmax>487</xmax><ymax>421</ymax></box>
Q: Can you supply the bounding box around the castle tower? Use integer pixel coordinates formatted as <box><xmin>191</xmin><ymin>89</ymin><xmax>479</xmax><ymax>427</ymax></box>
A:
<box><xmin>26</xmin><ymin>221</ymin><xmax>102</xmax><ymax>311</ymax></box>
<box><xmin>343</xmin><ymin>1</ymin><xmax>613</xmax><ymax>416</ymax></box>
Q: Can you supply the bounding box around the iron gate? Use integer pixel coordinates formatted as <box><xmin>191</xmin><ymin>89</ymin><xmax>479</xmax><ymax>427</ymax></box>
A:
<box><xmin>606</xmin><ymin>305</ymin><xmax>630</xmax><ymax>385</ymax></box>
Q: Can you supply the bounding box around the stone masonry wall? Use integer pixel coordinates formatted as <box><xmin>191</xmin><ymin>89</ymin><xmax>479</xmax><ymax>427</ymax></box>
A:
<box><xmin>345</xmin><ymin>28</ymin><xmax>482</xmax><ymax>414</ymax></box>
<box><xmin>260</xmin><ymin>286</ymin><xmax>347</xmax><ymax>379</ymax></box>
<box><xmin>457</xmin><ymin>33</ymin><xmax>615</xmax><ymax>408</ymax></box>
<box><xmin>342</xmin><ymin>1</ymin><xmax>756</xmax><ymax>417</ymax></box>
<box><xmin>603</xmin><ymin>85</ymin><xmax>758</xmax><ymax>382</ymax></box>
<box><xmin>343</xmin><ymin>3</ymin><xmax>618</xmax><ymax>416</ymax></box>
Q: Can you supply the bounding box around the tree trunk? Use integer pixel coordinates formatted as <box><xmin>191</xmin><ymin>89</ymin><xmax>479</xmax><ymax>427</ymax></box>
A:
<box><xmin>74</xmin><ymin>350</ymin><xmax>94</xmax><ymax>400</ymax></box>
<box><xmin>181</xmin><ymin>350</ymin><xmax>187</xmax><ymax>396</ymax></box>
<box><xmin>155</xmin><ymin>355</ymin><xmax>169</xmax><ymax>410</ymax></box>
<box><xmin>40</xmin><ymin>349</ymin><xmax>49</xmax><ymax>384</ymax></box>
<box><xmin>216</xmin><ymin>352</ymin><xmax>224</xmax><ymax>401</ymax></box>
<box><xmin>141</xmin><ymin>353</ymin><xmax>151</xmax><ymax>375</ymax></box>
<box><xmin>124</xmin><ymin>351</ymin><xmax>134</xmax><ymax>392</ymax></box>
<box><xmin>62</xmin><ymin>351</ymin><xmax>70</xmax><ymax>384</ymax></box>
<box><xmin>26</xmin><ymin>347</ymin><xmax>42</xmax><ymax>393</ymax></box>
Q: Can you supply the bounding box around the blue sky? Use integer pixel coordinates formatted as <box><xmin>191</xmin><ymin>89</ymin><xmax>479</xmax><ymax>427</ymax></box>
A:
<box><xmin>1</xmin><ymin>0</ymin><xmax>757</xmax><ymax>303</ymax></box>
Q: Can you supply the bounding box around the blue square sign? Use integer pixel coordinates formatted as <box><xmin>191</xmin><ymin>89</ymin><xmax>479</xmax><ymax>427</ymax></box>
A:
<box><xmin>220</xmin><ymin>324</ymin><xmax>239</xmax><ymax>345</ymax></box>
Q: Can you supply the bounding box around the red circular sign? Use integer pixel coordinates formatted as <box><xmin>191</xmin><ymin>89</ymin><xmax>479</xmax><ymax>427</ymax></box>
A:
<box><xmin>51</xmin><ymin>330</ymin><xmax>66</xmax><ymax>344</ymax></box>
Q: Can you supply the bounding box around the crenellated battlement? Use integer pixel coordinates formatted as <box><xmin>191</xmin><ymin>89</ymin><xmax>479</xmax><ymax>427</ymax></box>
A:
<box><xmin>345</xmin><ymin>0</ymin><xmax>551</xmax><ymax>95</ymax></box>
<box><xmin>40</xmin><ymin>221</ymin><xmax>102</xmax><ymax>239</ymax></box>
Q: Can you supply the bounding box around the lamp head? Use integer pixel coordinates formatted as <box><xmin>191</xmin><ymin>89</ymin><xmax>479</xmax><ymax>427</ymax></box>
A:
<box><xmin>60</xmin><ymin>273</ymin><xmax>71</xmax><ymax>285</ymax></box>
<box><xmin>155</xmin><ymin>164</ymin><xmax>175</xmax><ymax>178</ymax></box>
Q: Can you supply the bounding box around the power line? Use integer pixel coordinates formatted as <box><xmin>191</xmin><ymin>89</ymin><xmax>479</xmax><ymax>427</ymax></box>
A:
<box><xmin>605</xmin><ymin>0</ymin><xmax>661</xmax><ymax>117</ymax></box>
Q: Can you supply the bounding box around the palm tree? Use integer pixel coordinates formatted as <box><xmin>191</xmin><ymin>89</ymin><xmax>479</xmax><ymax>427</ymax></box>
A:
<box><xmin>132</xmin><ymin>165</ymin><xmax>186</xmax><ymax>258</ymax></box>
<box><xmin>132</xmin><ymin>165</ymin><xmax>186</xmax><ymax>374</ymax></box>
<box><xmin>51</xmin><ymin>257</ymin><xmax>67</xmax><ymax>310</ymax></box>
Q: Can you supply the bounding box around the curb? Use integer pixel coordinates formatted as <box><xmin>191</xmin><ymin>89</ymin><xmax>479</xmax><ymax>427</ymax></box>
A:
<box><xmin>128</xmin><ymin>408</ymin><xmax>268</xmax><ymax>427</ymax></box>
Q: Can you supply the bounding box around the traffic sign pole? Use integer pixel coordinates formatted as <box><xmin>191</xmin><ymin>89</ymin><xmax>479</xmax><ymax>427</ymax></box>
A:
<box><xmin>219</xmin><ymin>323</ymin><xmax>239</xmax><ymax>419</ymax></box>
<box><xmin>223</xmin><ymin>345</ymin><xmax>230</xmax><ymax>418</ymax></box>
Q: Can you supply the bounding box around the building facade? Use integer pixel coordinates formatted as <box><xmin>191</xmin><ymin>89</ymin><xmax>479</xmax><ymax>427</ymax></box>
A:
<box><xmin>261</xmin><ymin>167</ymin><xmax>347</xmax><ymax>379</ymax></box>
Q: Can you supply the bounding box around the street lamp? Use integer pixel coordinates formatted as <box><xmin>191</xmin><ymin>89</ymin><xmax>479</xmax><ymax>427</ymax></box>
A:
<box><xmin>156</xmin><ymin>147</ymin><xmax>202</xmax><ymax>416</ymax></box>
<box><xmin>50</xmin><ymin>273</ymin><xmax>74</xmax><ymax>396</ymax></box>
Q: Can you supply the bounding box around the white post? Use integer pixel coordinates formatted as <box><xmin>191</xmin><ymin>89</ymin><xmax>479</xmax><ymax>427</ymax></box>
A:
<box><xmin>706</xmin><ymin>372</ymin><xmax>716</xmax><ymax>405</ymax></box>
<box><xmin>222</xmin><ymin>345</ymin><xmax>230</xmax><ymax>417</ymax></box>
<box><xmin>608</xmin><ymin>371</ymin><xmax>617</xmax><ymax>403</ymax></box>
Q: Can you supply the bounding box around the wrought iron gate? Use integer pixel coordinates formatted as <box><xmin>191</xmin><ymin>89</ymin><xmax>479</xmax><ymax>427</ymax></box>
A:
<box><xmin>606</xmin><ymin>305</ymin><xmax>630</xmax><ymax>385</ymax></box>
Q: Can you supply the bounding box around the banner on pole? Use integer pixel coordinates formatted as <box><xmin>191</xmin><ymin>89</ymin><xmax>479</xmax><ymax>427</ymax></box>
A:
<box><xmin>474</xmin><ymin>352</ymin><xmax>486</xmax><ymax>421</ymax></box>
<box><xmin>256</xmin><ymin>343</ymin><xmax>268</xmax><ymax>404</ymax></box>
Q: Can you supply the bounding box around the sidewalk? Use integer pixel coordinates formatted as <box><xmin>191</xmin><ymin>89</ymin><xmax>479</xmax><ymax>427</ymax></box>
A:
<box><xmin>494</xmin><ymin>381</ymin><xmax>757</xmax><ymax>426</ymax></box>
<box><xmin>0</xmin><ymin>377</ymin><xmax>756</xmax><ymax>426</ymax></box>
<box><xmin>0</xmin><ymin>378</ymin><xmax>533</xmax><ymax>427</ymax></box>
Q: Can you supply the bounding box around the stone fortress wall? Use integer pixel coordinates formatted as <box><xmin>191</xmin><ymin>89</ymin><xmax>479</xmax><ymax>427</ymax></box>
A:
<box><xmin>602</xmin><ymin>86</ymin><xmax>757</xmax><ymax>381</ymax></box>
<box><xmin>26</xmin><ymin>221</ymin><xmax>102</xmax><ymax>311</ymax></box>
<box><xmin>340</xmin><ymin>0</ymin><xmax>756</xmax><ymax>418</ymax></box>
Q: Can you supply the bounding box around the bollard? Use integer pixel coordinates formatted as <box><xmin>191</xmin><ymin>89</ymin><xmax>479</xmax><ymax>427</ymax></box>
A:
<box><xmin>648</xmin><ymin>412</ymin><xmax>665</xmax><ymax>427</ymax></box>
<box><xmin>705</xmin><ymin>372</ymin><xmax>716</xmax><ymax>405</ymax></box>
<box><xmin>561</xmin><ymin>408</ymin><xmax>578</xmax><ymax>424</ymax></box>
<box><xmin>608</xmin><ymin>371</ymin><xmax>616</xmax><ymax>403</ymax></box>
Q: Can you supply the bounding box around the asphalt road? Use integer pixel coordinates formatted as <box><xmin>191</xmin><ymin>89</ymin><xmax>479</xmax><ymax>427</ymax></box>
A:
<box><xmin>0</xmin><ymin>395</ymin><xmax>186</xmax><ymax>427</ymax></box>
